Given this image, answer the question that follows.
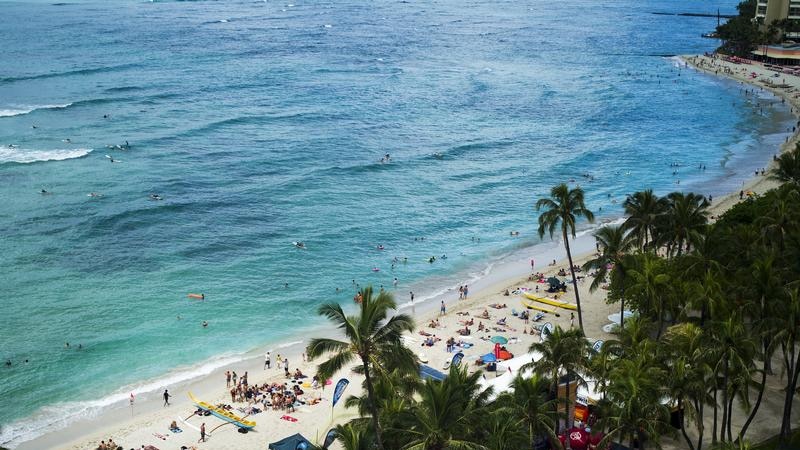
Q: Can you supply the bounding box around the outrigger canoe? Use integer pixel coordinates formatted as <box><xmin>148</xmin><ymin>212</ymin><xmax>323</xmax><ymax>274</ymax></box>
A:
<box><xmin>188</xmin><ymin>392</ymin><xmax>256</xmax><ymax>430</ymax></box>
<box><xmin>522</xmin><ymin>292</ymin><xmax>578</xmax><ymax>311</ymax></box>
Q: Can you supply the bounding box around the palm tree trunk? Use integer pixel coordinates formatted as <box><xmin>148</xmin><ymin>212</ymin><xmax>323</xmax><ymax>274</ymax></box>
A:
<box><xmin>720</xmin><ymin>360</ymin><xmax>729</xmax><ymax>443</ymax></box>
<box><xmin>780</xmin><ymin>337</ymin><xmax>799</xmax><ymax>441</ymax></box>
<box><xmin>679</xmin><ymin>399</ymin><xmax>696</xmax><ymax>450</ymax></box>
<box><xmin>562</xmin><ymin>230</ymin><xmax>583</xmax><ymax>332</ymax></box>
<box><xmin>361</xmin><ymin>357</ymin><xmax>385</xmax><ymax>450</ymax></box>
<box><xmin>726</xmin><ymin>392</ymin><xmax>734</xmax><ymax>442</ymax></box>
<box><xmin>712</xmin><ymin>386</ymin><xmax>718</xmax><ymax>445</ymax></box>
<box><xmin>620</xmin><ymin>282</ymin><xmax>626</xmax><ymax>332</ymax></box>
<box><xmin>739</xmin><ymin>350</ymin><xmax>769</xmax><ymax>440</ymax></box>
<box><xmin>697</xmin><ymin>400</ymin><xmax>705</xmax><ymax>450</ymax></box>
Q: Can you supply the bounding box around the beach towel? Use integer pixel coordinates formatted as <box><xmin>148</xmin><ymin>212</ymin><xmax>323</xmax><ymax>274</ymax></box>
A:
<box><xmin>281</xmin><ymin>415</ymin><xmax>298</xmax><ymax>422</ymax></box>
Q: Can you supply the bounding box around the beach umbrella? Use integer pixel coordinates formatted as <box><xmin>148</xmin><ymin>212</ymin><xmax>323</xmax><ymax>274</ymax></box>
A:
<box><xmin>490</xmin><ymin>335</ymin><xmax>508</xmax><ymax>344</ymax></box>
<box><xmin>481</xmin><ymin>352</ymin><xmax>497</xmax><ymax>363</ymax></box>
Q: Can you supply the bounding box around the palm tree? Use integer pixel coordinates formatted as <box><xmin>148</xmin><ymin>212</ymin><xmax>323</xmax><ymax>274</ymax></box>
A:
<box><xmin>537</xmin><ymin>183</ymin><xmax>595</xmax><ymax>331</ymax></box>
<box><xmin>306</xmin><ymin>287</ymin><xmax>416</xmax><ymax>450</ymax></box>
<box><xmin>397</xmin><ymin>365</ymin><xmax>491</xmax><ymax>450</ymax></box>
<box><xmin>583</xmin><ymin>225</ymin><xmax>637</xmax><ymax>331</ymax></box>
<box><xmin>334</xmin><ymin>423</ymin><xmax>374</xmax><ymax>450</ymax></box>
<box><xmin>625</xmin><ymin>253</ymin><xmax>671</xmax><ymax>339</ymax></box>
<box><xmin>526</xmin><ymin>326</ymin><xmax>590</xmax><ymax>435</ymax></box>
<box><xmin>776</xmin><ymin>287</ymin><xmax>800</xmax><ymax>443</ymax></box>
<box><xmin>709</xmin><ymin>314</ymin><xmax>757</xmax><ymax>443</ymax></box>
<box><xmin>665</xmin><ymin>323</ymin><xmax>714</xmax><ymax>450</ymax></box>
<box><xmin>770</xmin><ymin>143</ymin><xmax>800</xmax><ymax>186</ymax></box>
<box><xmin>505</xmin><ymin>374</ymin><xmax>560</xmax><ymax>450</ymax></box>
<box><xmin>737</xmin><ymin>252</ymin><xmax>782</xmax><ymax>441</ymax></box>
<box><xmin>623</xmin><ymin>189</ymin><xmax>667</xmax><ymax>251</ymax></box>
<box><xmin>660</xmin><ymin>192</ymin><xmax>709</xmax><ymax>257</ymax></box>
<box><xmin>757</xmin><ymin>185</ymin><xmax>799</xmax><ymax>255</ymax></box>
<box><xmin>598</xmin><ymin>351</ymin><xmax>671</xmax><ymax>450</ymax></box>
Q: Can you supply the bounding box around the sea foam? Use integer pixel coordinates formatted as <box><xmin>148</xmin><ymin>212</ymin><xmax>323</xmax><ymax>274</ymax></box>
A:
<box><xmin>0</xmin><ymin>147</ymin><xmax>92</xmax><ymax>164</ymax></box>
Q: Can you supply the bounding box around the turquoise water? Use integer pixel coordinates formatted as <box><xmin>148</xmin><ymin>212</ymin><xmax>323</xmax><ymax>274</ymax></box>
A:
<box><xmin>0</xmin><ymin>0</ymin><xmax>792</xmax><ymax>446</ymax></box>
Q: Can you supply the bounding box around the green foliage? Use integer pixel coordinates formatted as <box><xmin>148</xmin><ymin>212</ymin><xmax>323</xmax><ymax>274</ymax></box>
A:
<box><xmin>716</xmin><ymin>0</ymin><xmax>762</xmax><ymax>56</ymax></box>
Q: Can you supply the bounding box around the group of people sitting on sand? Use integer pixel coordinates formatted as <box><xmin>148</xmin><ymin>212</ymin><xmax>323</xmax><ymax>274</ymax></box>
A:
<box><xmin>428</xmin><ymin>319</ymin><xmax>442</xmax><ymax>328</ymax></box>
<box><xmin>228</xmin><ymin>378</ymin><xmax>322</xmax><ymax>413</ymax></box>
<box><xmin>95</xmin><ymin>439</ymin><xmax>121</xmax><ymax>450</ymax></box>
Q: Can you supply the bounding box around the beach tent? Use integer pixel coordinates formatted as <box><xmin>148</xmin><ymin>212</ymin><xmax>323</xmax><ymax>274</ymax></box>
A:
<box><xmin>269</xmin><ymin>433</ymin><xmax>315</xmax><ymax>450</ymax></box>
<box><xmin>420</xmin><ymin>364</ymin><xmax>447</xmax><ymax>381</ymax></box>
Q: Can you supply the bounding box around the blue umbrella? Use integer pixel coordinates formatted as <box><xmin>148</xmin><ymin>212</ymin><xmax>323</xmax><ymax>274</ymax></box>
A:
<box><xmin>490</xmin><ymin>335</ymin><xmax>508</xmax><ymax>344</ymax></box>
<box><xmin>481</xmin><ymin>352</ymin><xmax>497</xmax><ymax>363</ymax></box>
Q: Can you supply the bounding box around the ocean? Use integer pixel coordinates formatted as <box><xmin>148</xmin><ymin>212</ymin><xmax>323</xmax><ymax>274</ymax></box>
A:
<box><xmin>0</xmin><ymin>0</ymin><xmax>792</xmax><ymax>446</ymax></box>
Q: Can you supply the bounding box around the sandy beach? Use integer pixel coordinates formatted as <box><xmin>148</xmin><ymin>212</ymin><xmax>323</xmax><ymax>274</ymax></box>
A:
<box><xmin>13</xmin><ymin>54</ymin><xmax>800</xmax><ymax>450</ymax></box>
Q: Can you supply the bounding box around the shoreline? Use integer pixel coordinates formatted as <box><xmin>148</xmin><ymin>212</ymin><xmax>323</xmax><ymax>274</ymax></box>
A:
<box><xmin>10</xmin><ymin>54</ymin><xmax>800</xmax><ymax>450</ymax></box>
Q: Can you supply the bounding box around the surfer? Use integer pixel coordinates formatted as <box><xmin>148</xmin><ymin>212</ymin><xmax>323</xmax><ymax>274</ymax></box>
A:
<box><xmin>294</xmin><ymin>241</ymin><xmax>305</xmax><ymax>249</ymax></box>
<box><xmin>150</xmin><ymin>194</ymin><xmax>163</xmax><ymax>201</ymax></box>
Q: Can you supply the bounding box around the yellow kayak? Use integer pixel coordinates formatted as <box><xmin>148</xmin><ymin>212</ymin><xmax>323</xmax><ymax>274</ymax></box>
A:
<box><xmin>522</xmin><ymin>292</ymin><xmax>578</xmax><ymax>311</ymax></box>
<box><xmin>521</xmin><ymin>298</ymin><xmax>558</xmax><ymax>314</ymax></box>
<box><xmin>188</xmin><ymin>392</ymin><xmax>256</xmax><ymax>429</ymax></box>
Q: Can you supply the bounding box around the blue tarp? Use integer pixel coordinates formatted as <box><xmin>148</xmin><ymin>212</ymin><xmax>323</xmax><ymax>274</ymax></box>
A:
<box><xmin>420</xmin><ymin>364</ymin><xmax>446</xmax><ymax>381</ymax></box>
<box><xmin>269</xmin><ymin>433</ymin><xmax>314</xmax><ymax>450</ymax></box>
<box><xmin>481</xmin><ymin>352</ymin><xmax>497</xmax><ymax>363</ymax></box>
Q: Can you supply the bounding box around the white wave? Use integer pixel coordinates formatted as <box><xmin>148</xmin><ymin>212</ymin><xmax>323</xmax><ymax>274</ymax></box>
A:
<box><xmin>0</xmin><ymin>147</ymin><xmax>92</xmax><ymax>164</ymax></box>
<box><xmin>0</xmin><ymin>103</ymin><xmax>72</xmax><ymax>117</ymax></box>
<box><xmin>0</xmin><ymin>352</ymin><xmax>245</xmax><ymax>448</ymax></box>
<box><xmin>271</xmin><ymin>339</ymin><xmax>304</xmax><ymax>350</ymax></box>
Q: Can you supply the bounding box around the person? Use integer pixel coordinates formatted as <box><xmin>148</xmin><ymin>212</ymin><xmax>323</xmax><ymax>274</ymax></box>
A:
<box><xmin>440</xmin><ymin>300</ymin><xmax>446</xmax><ymax>316</ymax></box>
<box><xmin>264</xmin><ymin>351</ymin><xmax>271</xmax><ymax>369</ymax></box>
<box><xmin>393</xmin><ymin>277</ymin><xmax>398</xmax><ymax>288</ymax></box>
<box><xmin>463</xmin><ymin>285</ymin><xmax>469</xmax><ymax>299</ymax></box>
<box><xmin>199</xmin><ymin>422</ymin><xmax>206</xmax><ymax>442</ymax></box>
<box><xmin>163</xmin><ymin>389</ymin><xmax>171</xmax><ymax>407</ymax></box>
<box><xmin>170</xmin><ymin>420</ymin><xmax>178</xmax><ymax>430</ymax></box>
<box><xmin>570</xmin><ymin>312</ymin><xmax>575</xmax><ymax>329</ymax></box>
<box><xmin>410</xmin><ymin>291</ymin><xmax>414</xmax><ymax>303</ymax></box>
<box><xmin>202</xmin><ymin>320</ymin><xmax>208</xmax><ymax>327</ymax></box>
<box><xmin>226</xmin><ymin>370</ymin><xmax>231</xmax><ymax>387</ymax></box>
<box><xmin>531</xmin><ymin>258</ymin><xmax>535</xmax><ymax>271</ymax></box>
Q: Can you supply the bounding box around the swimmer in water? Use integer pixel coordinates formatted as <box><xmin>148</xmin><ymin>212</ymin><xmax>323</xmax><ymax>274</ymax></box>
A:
<box><xmin>88</xmin><ymin>192</ymin><xmax>103</xmax><ymax>198</ymax></box>
<box><xmin>202</xmin><ymin>321</ymin><xmax>208</xmax><ymax>327</ymax></box>
<box><xmin>149</xmin><ymin>194</ymin><xmax>163</xmax><ymax>201</ymax></box>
